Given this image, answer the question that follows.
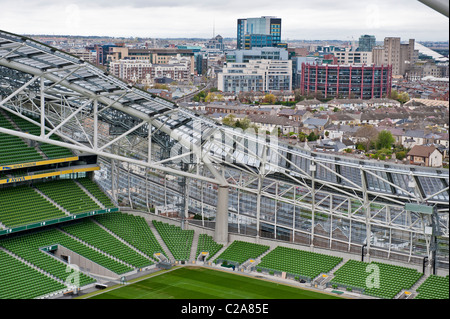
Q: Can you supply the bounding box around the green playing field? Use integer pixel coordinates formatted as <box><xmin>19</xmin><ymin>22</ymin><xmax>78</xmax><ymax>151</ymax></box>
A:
<box><xmin>87</xmin><ymin>266</ymin><xmax>343</xmax><ymax>299</ymax></box>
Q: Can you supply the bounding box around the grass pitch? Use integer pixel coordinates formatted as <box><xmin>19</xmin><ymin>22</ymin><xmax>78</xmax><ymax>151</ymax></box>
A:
<box><xmin>87</xmin><ymin>266</ymin><xmax>343</xmax><ymax>299</ymax></box>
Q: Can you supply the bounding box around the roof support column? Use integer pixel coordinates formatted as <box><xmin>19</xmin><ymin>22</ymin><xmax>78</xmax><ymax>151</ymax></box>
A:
<box><xmin>360</xmin><ymin>168</ymin><xmax>371</xmax><ymax>261</ymax></box>
<box><xmin>215</xmin><ymin>184</ymin><xmax>229</xmax><ymax>245</ymax></box>
<box><xmin>310</xmin><ymin>161</ymin><xmax>316</xmax><ymax>249</ymax></box>
<box><xmin>40</xmin><ymin>76</ymin><xmax>45</xmax><ymax>137</ymax></box>
<box><xmin>93</xmin><ymin>99</ymin><xmax>98</xmax><ymax>150</ymax></box>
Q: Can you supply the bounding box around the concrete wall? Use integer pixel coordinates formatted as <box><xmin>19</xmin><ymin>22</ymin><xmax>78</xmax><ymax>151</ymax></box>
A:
<box><xmin>54</xmin><ymin>245</ymin><xmax>120</xmax><ymax>279</ymax></box>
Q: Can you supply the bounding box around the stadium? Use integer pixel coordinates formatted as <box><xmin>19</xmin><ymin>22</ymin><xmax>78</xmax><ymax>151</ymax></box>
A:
<box><xmin>0</xmin><ymin>27</ymin><xmax>448</xmax><ymax>302</ymax></box>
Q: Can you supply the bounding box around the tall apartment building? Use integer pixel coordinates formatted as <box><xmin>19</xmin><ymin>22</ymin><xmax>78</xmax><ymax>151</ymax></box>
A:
<box><xmin>358</xmin><ymin>35</ymin><xmax>376</xmax><ymax>52</ymax></box>
<box><xmin>237</xmin><ymin>16</ymin><xmax>282</xmax><ymax>50</ymax></box>
<box><xmin>218</xmin><ymin>59</ymin><xmax>292</xmax><ymax>93</ymax></box>
<box><xmin>372</xmin><ymin>37</ymin><xmax>418</xmax><ymax>76</ymax></box>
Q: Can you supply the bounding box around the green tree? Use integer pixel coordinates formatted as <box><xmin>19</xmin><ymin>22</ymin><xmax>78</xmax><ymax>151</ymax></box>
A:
<box><xmin>398</xmin><ymin>92</ymin><xmax>410</xmax><ymax>104</ymax></box>
<box><xmin>264</xmin><ymin>93</ymin><xmax>276</xmax><ymax>104</ymax></box>
<box><xmin>222</xmin><ymin>114</ymin><xmax>237</xmax><ymax>127</ymax></box>
<box><xmin>395</xmin><ymin>151</ymin><xmax>407</xmax><ymax>160</ymax></box>
<box><xmin>308</xmin><ymin>132</ymin><xmax>318</xmax><ymax>141</ymax></box>
<box><xmin>375</xmin><ymin>130</ymin><xmax>395</xmax><ymax>150</ymax></box>
<box><xmin>357</xmin><ymin>143</ymin><xmax>366</xmax><ymax>151</ymax></box>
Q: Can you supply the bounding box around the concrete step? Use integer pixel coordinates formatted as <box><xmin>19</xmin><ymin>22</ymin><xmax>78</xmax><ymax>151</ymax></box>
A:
<box><xmin>208</xmin><ymin>242</ymin><xmax>231</xmax><ymax>263</ymax></box>
<box><xmin>189</xmin><ymin>230</ymin><xmax>200</xmax><ymax>262</ymax></box>
<box><xmin>147</xmin><ymin>220</ymin><xmax>175</xmax><ymax>262</ymax></box>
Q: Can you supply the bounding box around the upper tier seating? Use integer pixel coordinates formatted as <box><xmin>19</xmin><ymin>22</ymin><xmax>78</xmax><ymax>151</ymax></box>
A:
<box><xmin>35</xmin><ymin>179</ymin><xmax>101</xmax><ymax>215</ymax></box>
<box><xmin>0</xmin><ymin>185</ymin><xmax>66</xmax><ymax>228</ymax></box>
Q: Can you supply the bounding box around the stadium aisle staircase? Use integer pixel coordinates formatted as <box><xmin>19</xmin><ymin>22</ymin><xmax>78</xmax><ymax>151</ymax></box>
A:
<box><xmin>60</xmin><ymin>218</ymin><xmax>153</xmax><ymax>269</ymax></box>
<box><xmin>152</xmin><ymin>220</ymin><xmax>194</xmax><ymax>261</ymax></box>
<box><xmin>196</xmin><ymin>234</ymin><xmax>223</xmax><ymax>261</ymax></box>
<box><xmin>148</xmin><ymin>219</ymin><xmax>175</xmax><ymax>261</ymax></box>
<box><xmin>76</xmin><ymin>178</ymin><xmax>116</xmax><ymax>208</ymax></box>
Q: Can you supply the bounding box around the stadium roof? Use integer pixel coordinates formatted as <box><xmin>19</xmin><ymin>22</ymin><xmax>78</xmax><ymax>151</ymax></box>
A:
<box><xmin>415</xmin><ymin>42</ymin><xmax>449</xmax><ymax>62</ymax></box>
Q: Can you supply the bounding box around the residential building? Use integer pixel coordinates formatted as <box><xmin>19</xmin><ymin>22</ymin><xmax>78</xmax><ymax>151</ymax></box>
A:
<box><xmin>107</xmin><ymin>47</ymin><xmax>195</xmax><ymax>75</ymax></box>
<box><xmin>407</xmin><ymin>145</ymin><xmax>443</xmax><ymax>167</ymax></box>
<box><xmin>226</xmin><ymin>47</ymin><xmax>289</xmax><ymax>63</ymax></box>
<box><xmin>109</xmin><ymin>59</ymin><xmax>152</xmax><ymax>83</ymax></box>
<box><xmin>332</xmin><ymin>48</ymin><xmax>373</xmax><ymax>65</ymax></box>
<box><xmin>218</xmin><ymin>59</ymin><xmax>292</xmax><ymax>93</ymax></box>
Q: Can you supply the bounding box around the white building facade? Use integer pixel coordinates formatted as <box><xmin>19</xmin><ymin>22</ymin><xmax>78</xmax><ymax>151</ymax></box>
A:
<box><xmin>218</xmin><ymin>59</ymin><xmax>292</xmax><ymax>93</ymax></box>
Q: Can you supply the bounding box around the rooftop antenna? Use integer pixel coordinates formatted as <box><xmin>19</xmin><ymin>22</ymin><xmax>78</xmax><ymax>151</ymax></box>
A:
<box><xmin>213</xmin><ymin>18</ymin><xmax>215</xmax><ymax>38</ymax></box>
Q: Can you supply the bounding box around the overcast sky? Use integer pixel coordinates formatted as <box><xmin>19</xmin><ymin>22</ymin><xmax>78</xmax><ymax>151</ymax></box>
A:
<box><xmin>0</xmin><ymin>0</ymin><xmax>448</xmax><ymax>41</ymax></box>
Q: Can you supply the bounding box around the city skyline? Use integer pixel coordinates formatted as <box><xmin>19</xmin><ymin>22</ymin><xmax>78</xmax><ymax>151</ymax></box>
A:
<box><xmin>0</xmin><ymin>0</ymin><xmax>448</xmax><ymax>41</ymax></box>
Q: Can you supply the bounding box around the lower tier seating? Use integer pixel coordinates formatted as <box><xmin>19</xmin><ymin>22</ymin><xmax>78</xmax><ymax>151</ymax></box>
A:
<box><xmin>0</xmin><ymin>228</ymin><xmax>131</xmax><ymax>277</ymax></box>
<box><xmin>196</xmin><ymin>234</ymin><xmax>223</xmax><ymax>261</ymax></box>
<box><xmin>152</xmin><ymin>220</ymin><xmax>193</xmax><ymax>261</ymax></box>
<box><xmin>0</xmin><ymin>250</ymin><xmax>67</xmax><ymax>299</ymax></box>
<box><xmin>60</xmin><ymin>218</ymin><xmax>153</xmax><ymax>268</ymax></box>
<box><xmin>330</xmin><ymin>259</ymin><xmax>423</xmax><ymax>299</ymax></box>
<box><xmin>415</xmin><ymin>274</ymin><xmax>449</xmax><ymax>299</ymax></box>
<box><xmin>214</xmin><ymin>240</ymin><xmax>270</xmax><ymax>265</ymax></box>
<box><xmin>257</xmin><ymin>246</ymin><xmax>342</xmax><ymax>280</ymax></box>
<box><xmin>95</xmin><ymin>212</ymin><xmax>167</xmax><ymax>261</ymax></box>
